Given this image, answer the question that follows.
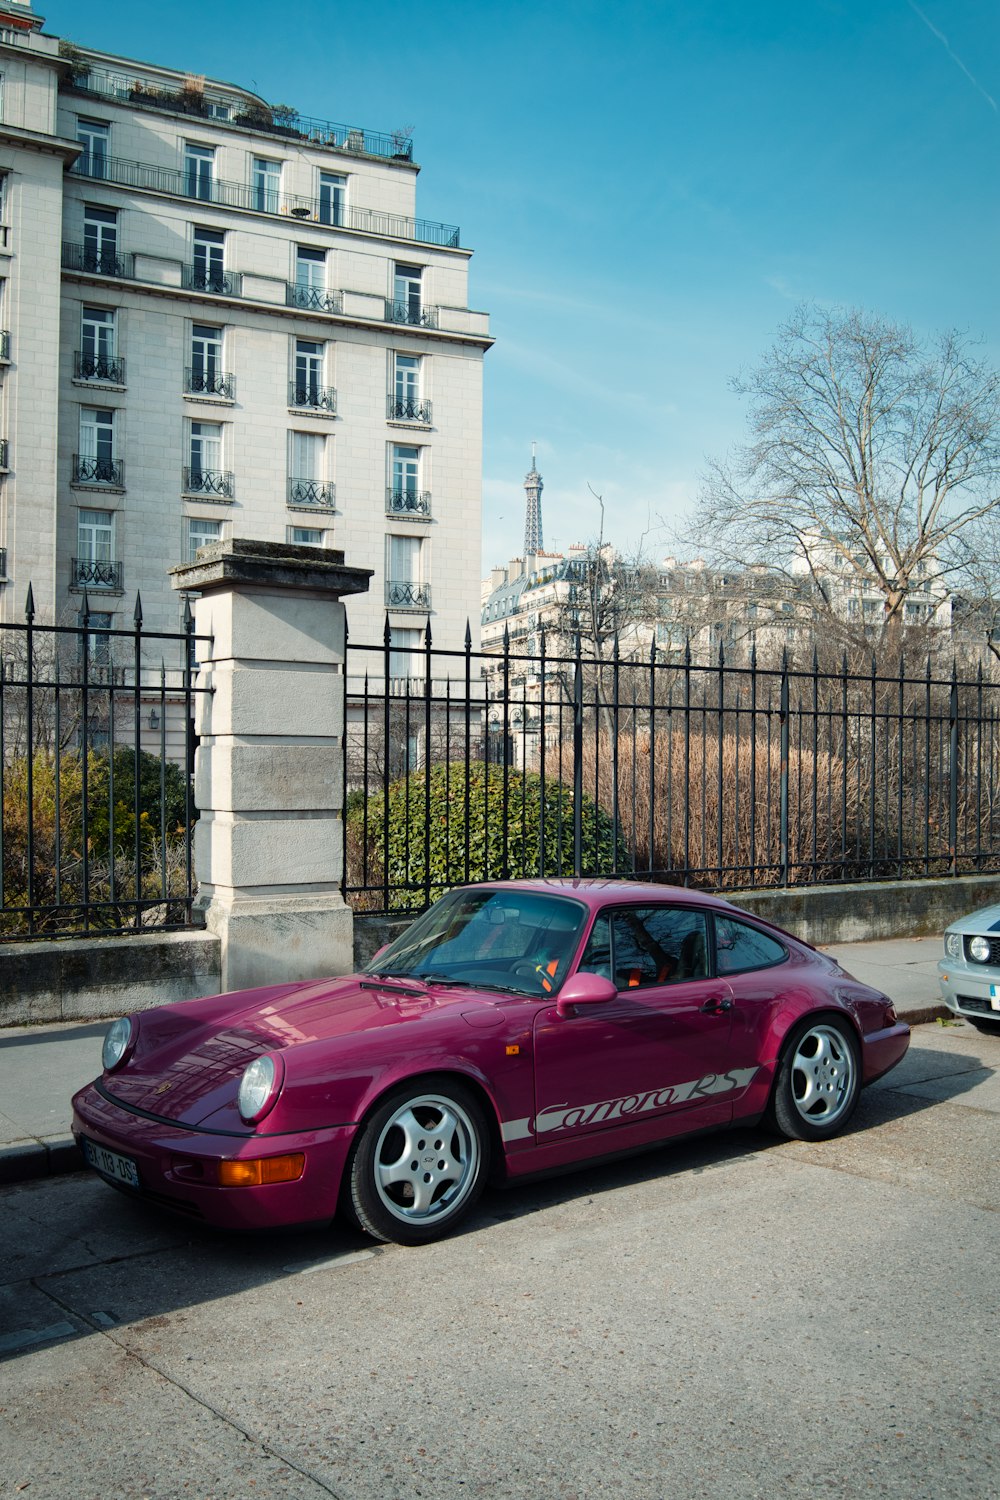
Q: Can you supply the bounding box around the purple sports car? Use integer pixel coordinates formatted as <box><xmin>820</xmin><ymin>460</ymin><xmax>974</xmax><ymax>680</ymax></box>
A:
<box><xmin>72</xmin><ymin>881</ymin><xmax>909</xmax><ymax>1244</ymax></box>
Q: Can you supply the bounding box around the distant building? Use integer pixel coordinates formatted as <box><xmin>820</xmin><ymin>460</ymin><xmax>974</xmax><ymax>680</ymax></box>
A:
<box><xmin>0</xmin><ymin>0</ymin><xmax>492</xmax><ymax>737</ymax></box>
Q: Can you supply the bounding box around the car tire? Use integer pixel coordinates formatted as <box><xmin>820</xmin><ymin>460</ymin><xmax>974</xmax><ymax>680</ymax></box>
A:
<box><xmin>767</xmin><ymin>1017</ymin><xmax>860</xmax><ymax>1142</ymax></box>
<box><xmin>345</xmin><ymin>1077</ymin><xmax>490</xmax><ymax>1245</ymax></box>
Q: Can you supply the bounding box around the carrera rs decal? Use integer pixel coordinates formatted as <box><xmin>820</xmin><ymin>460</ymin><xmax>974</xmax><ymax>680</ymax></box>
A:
<box><xmin>499</xmin><ymin>1067</ymin><xmax>759</xmax><ymax>1142</ymax></box>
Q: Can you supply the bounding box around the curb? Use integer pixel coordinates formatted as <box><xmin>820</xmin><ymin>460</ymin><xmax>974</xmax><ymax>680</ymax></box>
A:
<box><xmin>0</xmin><ymin>1136</ymin><xmax>83</xmax><ymax>1185</ymax></box>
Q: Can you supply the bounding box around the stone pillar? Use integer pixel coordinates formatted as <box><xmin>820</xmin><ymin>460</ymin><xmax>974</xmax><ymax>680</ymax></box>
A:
<box><xmin>170</xmin><ymin>539</ymin><xmax>372</xmax><ymax>992</ymax></box>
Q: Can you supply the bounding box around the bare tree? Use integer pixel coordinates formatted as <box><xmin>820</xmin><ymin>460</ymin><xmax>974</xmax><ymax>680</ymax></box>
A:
<box><xmin>692</xmin><ymin>306</ymin><xmax>1000</xmax><ymax>638</ymax></box>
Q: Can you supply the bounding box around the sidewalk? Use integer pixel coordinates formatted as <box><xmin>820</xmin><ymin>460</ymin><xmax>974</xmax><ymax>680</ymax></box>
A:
<box><xmin>0</xmin><ymin>936</ymin><xmax>949</xmax><ymax>1186</ymax></box>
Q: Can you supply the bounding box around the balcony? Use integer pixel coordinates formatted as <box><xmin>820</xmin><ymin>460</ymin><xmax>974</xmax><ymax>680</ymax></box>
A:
<box><xmin>0</xmin><ymin>546</ymin><xmax>6</xmax><ymax>579</ymax></box>
<box><xmin>288</xmin><ymin>382</ymin><xmax>337</xmax><ymax>414</ymax></box>
<box><xmin>183</xmin><ymin>467</ymin><xmax>235</xmax><ymax>498</ymax></box>
<box><xmin>0</xmin><ymin>439</ymin><xmax>7</xmax><ymax>470</ymax></box>
<box><xmin>287</xmin><ymin>477</ymin><xmax>336</xmax><ymax>509</ymax></box>
<box><xmin>285</xmin><ymin>283</ymin><xmax>344</xmax><ymax>314</ymax></box>
<box><xmin>387</xmin><ymin>395</ymin><xmax>432</xmax><ymax>424</ymax></box>
<box><xmin>384</xmin><ymin>301</ymin><xmax>440</xmax><ymax>328</ymax></box>
<box><xmin>75</xmin><ymin>352</ymin><xmax>126</xmax><ymax>384</ymax></box>
<box><xmin>62</xmin><ymin>242</ymin><xmax>135</xmax><ymax>279</ymax></box>
<box><xmin>62</xmin><ymin>71</ymin><xmax>414</xmax><ymax>160</ymax></box>
<box><xmin>71</xmin><ymin>558</ymin><xmax>124</xmax><ymax>592</ymax></box>
<box><xmin>68</xmin><ymin>155</ymin><xmax>460</xmax><ymax>247</ymax></box>
<box><xmin>387</xmin><ymin>489</ymin><xmax>432</xmax><ymax>518</ymax></box>
<box><xmin>73</xmin><ymin>455</ymin><xmax>123</xmax><ymax>487</ymax></box>
<box><xmin>386</xmin><ymin>579</ymin><xmax>431</xmax><ymax>610</ymax></box>
<box><xmin>182</xmin><ymin>264</ymin><xmax>243</xmax><ymax>298</ymax></box>
<box><xmin>0</xmin><ymin>331</ymin><xmax>9</xmax><ymax>361</ymax></box>
<box><xmin>185</xmin><ymin>367</ymin><xmax>236</xmax><ymax>399</ymax></box>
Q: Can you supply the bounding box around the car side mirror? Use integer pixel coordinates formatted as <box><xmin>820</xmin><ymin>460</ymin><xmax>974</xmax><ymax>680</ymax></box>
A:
<box><xmin>555</xmin><ymin>972</ymin><xmax>617</xmax><ymax>1017</ymax></box>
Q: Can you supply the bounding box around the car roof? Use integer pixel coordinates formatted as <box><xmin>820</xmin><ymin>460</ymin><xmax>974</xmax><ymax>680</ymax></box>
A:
<box><xmin>468</xmin><ymin>879</ymin><xmax>732</xmax><ymax>913</ymax></box>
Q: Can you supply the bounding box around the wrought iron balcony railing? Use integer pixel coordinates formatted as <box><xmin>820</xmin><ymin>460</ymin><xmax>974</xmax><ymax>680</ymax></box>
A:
<box><xmin>0</xmin><ymin>546</ymin><xmax>7</xmax><ymax>578</ymax></box>
<box><xmin>286</xmin><ymin>283</ymin><xmax>344</xmax><ymax>313</ymax></box>
<box><xmin>73</xmin><ymin>454</ymin><xmax>123</xmax><ymax>486</ymax></box>
<box><xmin>75</xmin><ymin>352</ymin><xmax>126</xmax><ymax>383</ymax></box>
<box><xmin>63</xmin><ymin>71</ymin><xmax>414</xmax><ymax>160</ymax></box>
<box><xmin>384</xmin><ymin>300</ymin><xmax>439</xmax><ymax>328</ymax></box>
<box><xmin>62</xmin><ymin>241</ymin><xmax>135</xmax><ymax>279</ymax></box>
<box><xmin>386</xmin><ymin>488</ymin><xmax>432</xmax><ymax>518</ymax></box>
<box><xmin>183</xmin><ymin>467</ymin><xmax>235</xmax><ymax>498</ymax></box>
<box><xmin>287</xmin><ymin>477</ymin><xmax>336</xmax><ymax>509</ymax></box>
<box><xmin>0</xmin><ymin>330</ymin><xmax>9</xmax><ymax>360</ymax></box>
<box><xmin>0</xmin><ymin>439</ymin><xmax>8</xmax><ymax>470</ymax></box>
<box><xmin>185</xmin><ymin>367</ymin><xmax>236</xmax><ymax>399</ymax></box>
<box><xmin>182</xmin><ymin>264</ymin><xmax>243</xmax><ymax>297</ymax></box>
<box><xmin>387</xmin><ymin>395</ymin><xmax>433</xmax><ymax>423</ymax></box>
<box><xmin>69</xmin><ymin>155</ymin><xmax>459</xmax><ymax>247</ymax></box>
<box><xmin>386</xmin><ymin>579</ymin><xmax>431</xmax><ymax>609</ymax></box>
<box><xmin>72</xmin><ymin>557</ymin><xmax>124</xmax><ymax>591</ymax></box>
<box><xmin>288</xmin><ymin>382</ymin><xmax>337</xmax><ymax>413</ymax></box>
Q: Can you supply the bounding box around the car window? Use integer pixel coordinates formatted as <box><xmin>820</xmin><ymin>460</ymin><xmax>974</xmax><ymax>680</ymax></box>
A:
<box><xmin>579</xmin><ymin>906</ymin><xmax>709</xmax><ymax>990</ymax></box>
<box><xmin>713</xmin><ymin>915</ymin><xmax>787</xmax><ymax>975</ymax></box>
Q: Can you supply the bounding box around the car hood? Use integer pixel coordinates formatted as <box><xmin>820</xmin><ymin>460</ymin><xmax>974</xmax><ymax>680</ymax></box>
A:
<box><xmin>104</xmin><ymin>973</ymin><xmax>504</xmax><ymax>1128</ymax></box>
<box><xmin>945</xmin><ymin>904</ymin><xmax>1000</xmax><ymax>935</ymax></box>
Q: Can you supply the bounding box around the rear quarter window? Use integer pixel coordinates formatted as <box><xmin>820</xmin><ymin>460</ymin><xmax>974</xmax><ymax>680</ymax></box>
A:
<box><xmin>713</xmin><ymin>915</ymin><xmax>787</xmax><ymax>975</ymax></box>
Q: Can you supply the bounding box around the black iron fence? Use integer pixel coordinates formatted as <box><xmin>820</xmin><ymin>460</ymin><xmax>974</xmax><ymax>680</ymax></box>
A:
<box><xmin>0</xmin><ymin>589</ymin><xmax>209</xmax><ymax>940</ymax></box>
<box><xmin>344</xmin><ymin>628</ymin><xmax>1000</xmax><ymax>914</ymax></box>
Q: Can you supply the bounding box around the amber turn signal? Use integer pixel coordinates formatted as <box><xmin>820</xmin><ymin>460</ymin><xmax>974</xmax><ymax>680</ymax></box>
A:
<box><xmin>218</xmin><ymin>1153</ymin><xmax>305</xmax><ymax>1187</ymax></box>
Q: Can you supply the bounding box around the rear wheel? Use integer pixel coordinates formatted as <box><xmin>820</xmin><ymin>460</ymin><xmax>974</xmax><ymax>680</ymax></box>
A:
<box><xmin>768</xmin><ymin>1018</ymin><xmax>860</xmax><ymax>1141</ymax></box>
<box><xmin>345</xmin><ymin>1077</ymin><xmax>489</xmax><ymax>1245</ymax></box>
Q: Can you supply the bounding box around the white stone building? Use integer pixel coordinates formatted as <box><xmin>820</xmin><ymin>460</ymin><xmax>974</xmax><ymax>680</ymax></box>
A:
<box><xmin>0</xmin><ymin>2</ymin><xmax>491</xmax><ymax>679</ymax></box>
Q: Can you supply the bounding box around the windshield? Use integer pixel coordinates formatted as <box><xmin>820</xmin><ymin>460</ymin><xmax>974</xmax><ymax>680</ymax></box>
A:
<box><xmin>364</xmin><ymin>888</ymin><xmax>588</xmax><ymax>997</ymax></box>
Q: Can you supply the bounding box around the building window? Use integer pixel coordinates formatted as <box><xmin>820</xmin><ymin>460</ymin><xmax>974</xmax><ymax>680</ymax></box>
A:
<box><xmin>387</xmin><ymin>535</ymin><xmax>428</xmax><ymax>608</ymax></box>
<box><xmin>318</xmin><ymin>171</ymin><xmax>346</xmax><ymax>226</ymax></box>
<box><xmin>0</xmin><ymin>75</ymin><xmax>5</xmax><ymax>123</ymax></box>
<box><xmin>82</xmin><ymin>610</ymin><xmax>114</xmax><ymax>666</ymax></box>
<box><xmin>191</xmin><ymin>227</ymin><xmax>226</xmax><ymax>292</ymax></box>
<box><xmin>391</xmin><ymin>353</ymin><xmax>430</xmax><ymax>421</ymax></box>
<box><xmin>391</xmin><ymin>263</ymin><xmax>422</xmax><ymax>324</ymax></box>
<box><xmin>77</xmin><ymin>118</ymin><xmax>109</xmax><ymax>177</ymax></box>
<box><xmin>189</xmin><ymin>323</ymin><xmax>231</xmax><ymax>397</ymax></box>
<box><xmin>291</xmin><ymin>246</ymin><xmax>327</xmax><ymax>309</ymax></box>
<box><xmin>0</xmin><ymin>173</ymin><xmax>6</xmax><ymax>222</ymax></box>
<box><xmin>185</xmin><ymin>142</ymin><xmax>215</xmax><ymax>201</ymax></box>
<box><xmin>79</xmin><ymin>307</ymin><xmax>119</xmax><ymax>382</ymax></box>
<box><xmin>186</xmin><ymin>517</ymin><xmax>222</xmax><ymax>561</ymax></box>
<box><xmin>288</xmin><ymin>431</ymin><xmax>333</xmax><ymax>506</ymax></box>
<box><xmin>83</xmin><ymin>206</ymin><xmax>118</xmax><ymax>273</ymax></box>
<box><xmin>206</xmin><ymin>100</ymin><xmax>231</xmax><ymax>121</ymax></box>
<box><xmin>74</xmin><ymin>511</ymin><xmax>120</xmax><ymax>591</ymax></box>
<box><xmin>287</xmin><ymin>526</ymin><xmax>325</xmax><ymax>546</ymax></box>
<box><xmin>253</xmin><ymin>156</ymin><xmax>281</xmax><ymax>213</ymax></box>
<box><xmin>186</xmin><ymin>420</ymin><xmax>231</xmax><ymax>495</ymax></box>
<box><xmin>389</xmin><ymin>443</ymin><xmax>428</xmax><ymax>513</ymax></box>
<box><xmin>389</xmin><ymin>626</ymin><xmax>421</xmax><ymax>680</ymax></box>
<box><xmin>77</xmin><ymin>408</ymin><xmax>118</xmax><ymax>484</ymax></box>
<box><xmin>292</xmin><ymin>338</ymin><xmax>328</xmax><ymax>407</ymax></box>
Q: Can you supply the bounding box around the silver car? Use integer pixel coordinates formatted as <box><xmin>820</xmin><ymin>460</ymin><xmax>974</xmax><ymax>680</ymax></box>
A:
<box><xmin>938</xmin><ymin>905</ymin><xmax>1000</xmax><ymax>1034</ymax></box>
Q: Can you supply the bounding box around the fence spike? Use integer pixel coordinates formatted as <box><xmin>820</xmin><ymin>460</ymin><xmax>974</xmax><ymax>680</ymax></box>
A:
<box><xmin>24</xmin><ymin>582</ymin><xmax>35</xmax><ymax>622</ymax></box>
<box><xmin>80</xmin><ymin>588</ymin><xmax>91</xmax><ymax>624</ymax></box>
<box><xmin>718</xmin><ymin>639</ymin><xmax>725</xmax><ymax>668</ymax></box>
<box><xmin>503</xmin><ymin>622</ymin><xmax>510</xmax><ymax>650</ymax></box>
<box><xmin>383</xmin><ymin>613</ymin><xmax>392</xmax><ymax>648</ymax></box>
<box><xmin>133</xmin><ymin>591</ymin><xmax>143</xmax><ymax>627</ymax></box>
<box><xmin>465</xmin><ymin>618</ymin><xmax>472</xmax><ymax>650</ymax></box>
<box><xmin>812</xmin><ymin>645</ymin><xmax>819</xmax><ymax>674</ymax></box>
<box><xmin>424</xmin><ymin>619</ymin><xmax>432</xmax><ymax>649</ymax></box>
<box><xmin>750</xmin><ymin>636</ymin><xmax>757</xmax><ymax>670</ymax></box>
<box><xmin>684</xmin><ymin>635</ymin><xmax>691</xmax><ymax>667</ymax></box>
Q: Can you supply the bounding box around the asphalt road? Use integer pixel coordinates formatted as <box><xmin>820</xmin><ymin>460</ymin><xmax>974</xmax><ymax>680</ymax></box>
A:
<box><xmin>1</xmin><ymin>1020</ymin><xmax>997</xmax><ymax>1500</ymax></box>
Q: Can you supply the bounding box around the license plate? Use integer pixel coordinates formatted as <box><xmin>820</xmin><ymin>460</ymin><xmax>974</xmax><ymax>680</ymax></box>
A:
<box><xmin>991</xmin><ymin>986</ymin><xmax>1000</xmax><ymax>1011</ymax></box>
<box><xmin>83</xmin><ymin>1138</ymin><xmax>139</xmax><ymax>1189</ymax></box>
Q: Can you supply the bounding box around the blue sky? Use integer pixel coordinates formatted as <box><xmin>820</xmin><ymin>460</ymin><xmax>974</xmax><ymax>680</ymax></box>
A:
<box><xmin>44</xmin><ymin>0</ymin><xmax>999</xmax><ymax>571</ymax></box>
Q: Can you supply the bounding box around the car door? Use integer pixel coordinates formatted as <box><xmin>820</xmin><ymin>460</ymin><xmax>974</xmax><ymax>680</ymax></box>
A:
<box><xmin>531</xmin><ymin>903</ymin><xmax>737</xmax><ymax>1146</ymax></box>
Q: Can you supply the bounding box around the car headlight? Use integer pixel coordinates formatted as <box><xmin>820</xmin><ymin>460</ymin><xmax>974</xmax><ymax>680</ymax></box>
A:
<box><xmin>237</xmin><ymin>1055</ymin><xmax>282</xmax><ymax>1124</ymax></box>
<box><xmin>944</xmin><ymin>931</ymin><xmax>962</xmax><ymax>960</ymax></box>
<box><xmin>102</xmin><ymin>1016</ymin><xmax>134</xmax><ymax>1072</ymax></box>
<box><xmin>968</xmin><ymin>935</ymin><xmax>992</xmax><ymax>964</ymax></box>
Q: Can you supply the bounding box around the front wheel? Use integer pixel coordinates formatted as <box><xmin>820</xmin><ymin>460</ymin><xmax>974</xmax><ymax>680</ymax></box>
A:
<box><xmin>345</xmin><ymin>1078</ymin><xmax>490</xmax><ymax>1245</ymax></box>
<box><xmin>767</xmin><ymin>1018</ymin><xmax>860</xmax><ymax>1141</ymax></box>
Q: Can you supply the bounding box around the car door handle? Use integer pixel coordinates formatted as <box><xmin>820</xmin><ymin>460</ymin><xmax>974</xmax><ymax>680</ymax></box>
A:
<box><xmin>700</xmin><ymin>996</ymin><xmax>733</xmax><ymax>1014</ymax></box>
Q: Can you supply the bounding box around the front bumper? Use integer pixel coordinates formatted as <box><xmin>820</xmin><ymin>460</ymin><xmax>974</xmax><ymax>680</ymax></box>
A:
<box><xmin>937</xmin><ymin>959</ymin><xmax>1000</xmax><ymax>1025</ymax></box>
<box><xmin>72</xmin><ymin>1080</ymin><xmax>356</xmax><ymax>1230</ymax></box>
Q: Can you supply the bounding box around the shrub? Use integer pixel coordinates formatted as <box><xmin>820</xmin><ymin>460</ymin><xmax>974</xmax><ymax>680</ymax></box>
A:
<box><xmin>347</xmin><ymin>761</ymin><xmax>627</xmax><ymax>910</ymax></box>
